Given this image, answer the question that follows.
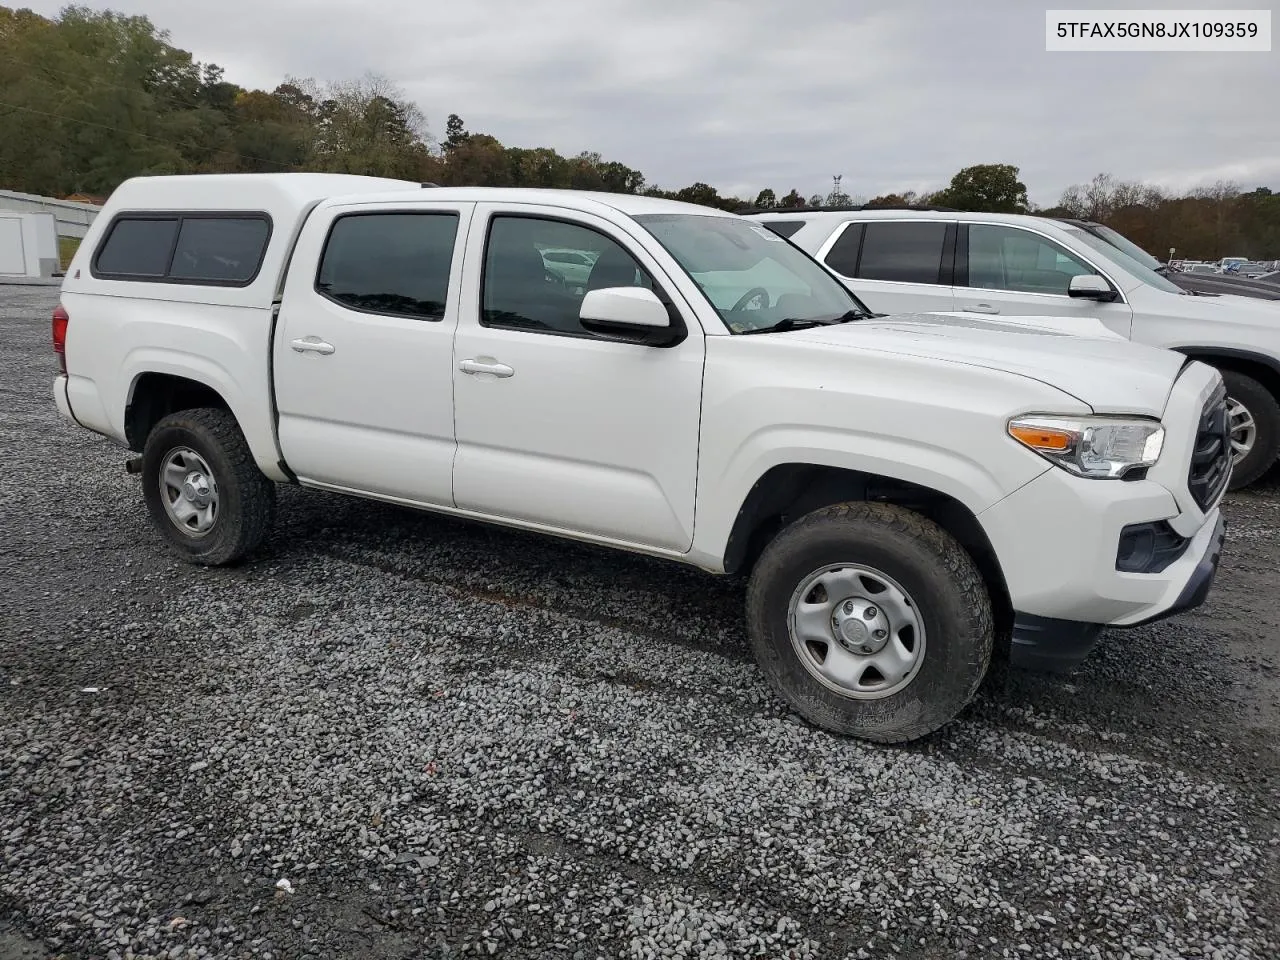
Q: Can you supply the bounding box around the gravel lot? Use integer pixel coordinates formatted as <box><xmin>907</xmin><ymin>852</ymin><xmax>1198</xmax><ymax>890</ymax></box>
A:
<box><xmin>2</xmin><ymin>285</ymin><xmax>1279</xmax><ymax>960</ymax></box>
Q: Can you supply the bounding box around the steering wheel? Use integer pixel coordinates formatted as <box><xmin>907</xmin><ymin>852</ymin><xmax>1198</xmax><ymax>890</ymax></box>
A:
<box><xmin>731</xmin><ymin>287</ymin><xmax>770</xmax><ymax>312</ymax></box>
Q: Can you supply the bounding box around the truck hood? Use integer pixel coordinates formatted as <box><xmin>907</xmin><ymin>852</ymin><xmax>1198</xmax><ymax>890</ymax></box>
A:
<box><xmin>784</xmin><ymin>312</ymin><xmax>1186</xmax><ymax>417</ymax></box>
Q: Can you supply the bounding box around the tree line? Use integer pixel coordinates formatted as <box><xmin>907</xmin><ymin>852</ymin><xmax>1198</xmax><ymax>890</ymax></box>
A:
<box><xmin>1</xmin><ymin>5</ymin><xmax>1274</xmax><ymax>261</ymax></box>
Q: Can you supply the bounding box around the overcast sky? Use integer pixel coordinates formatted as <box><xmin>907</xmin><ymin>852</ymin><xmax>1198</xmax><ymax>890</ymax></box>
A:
<box><xmin>22</xmin><ymin>0</ymin><xmax>1280</xmax><ymax>204</ymax></box>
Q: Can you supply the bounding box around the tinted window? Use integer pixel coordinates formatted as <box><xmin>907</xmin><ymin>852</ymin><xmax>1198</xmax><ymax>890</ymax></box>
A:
<box><xmin>823</xmin><ymin>222</ymin><xmax>864</xmax><ymax>276</ymax></box>
<box><xmin>856</xmin><ymin>222</ymin><xmax>947</xmax><ymax>284</ymax></box>
<box><xmin>169</xmin><ymin>218</ymin><xmax>270</xmax><ymax>283</ymax></box>
<box><xmin>94</xmin><ymin>218</ymin><xmax>180</xmax><ymax>277</ymax></box>
<box><xmin>761</xmin><ymin>220</ymin><xmax>806</xmax><ymax>239</ymax></box>
<box><xmin>968</xmin><ymin>224</ymin><xmax>1092</xmax><ymax>295</ymax></box>
<box><xmin>483</xmin><ymin>216</ymin><xmax>651</xmax><ymax>336</ymax></box>
<box><xmin>317</xmin><ymin>213</ymin><xmax>459</xmax><ymax>320</ymax></box>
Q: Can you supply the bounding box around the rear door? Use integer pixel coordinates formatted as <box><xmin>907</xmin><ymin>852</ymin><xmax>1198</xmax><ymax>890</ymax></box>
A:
<box><xmin>273</xmin><ymin>200</ymin><xmax>473</xmax><ymax>504</ymax></box>
<box><xmin>815</xmin><ymin>219</ymin><xmax>958</xmax><ymax>315</ymax></box>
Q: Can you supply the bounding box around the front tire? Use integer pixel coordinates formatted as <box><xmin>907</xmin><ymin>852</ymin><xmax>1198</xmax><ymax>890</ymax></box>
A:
<box><xmin>1221</xmin><ymin>371</ymin><xmax>1280</xmax><ymax>490</ymax></box>
<box><xmin>141</xmin><ymin>408</ymin><xmax>276</xmax><ymax>566</ymax></box>
<box><xmin>746</xmin><ymin>502</ymin><xmax>993</xmax><ymax>743</ymax></box>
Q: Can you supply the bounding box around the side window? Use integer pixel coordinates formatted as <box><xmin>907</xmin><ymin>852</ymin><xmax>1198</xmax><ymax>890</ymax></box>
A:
<box><xmin>92</xmin><ymin>214</ymin><xmax>272</xmax><ymax>285</ymax></box>
<box><xmin>822</xmin><ymin>222</ymin><xmax>864</xmax><ymax>276</ymax></box>
<box><xmin>169</xmin><ymin>217</ymin><xmax>270</xmax><ymax>283</ymax></box>
<box><xmin>483</xmin><ymin>215</ymin><xmax>652</xmax><ymax>336</ymax></box>
<box><xmin>762</xmin><ymin>220</ymin><xmax>807</xmax><ymax>239</ymax></box>
<box><xmin>855</xmin><ymin>222</ymin><xmax>947</xmax><ymax>284</ymax></box>
<box><xmin>968</xmin><ymin>224</ymin><xmax>1094</xmax><ymax>295</ymax></box>
<box><xmin>94</xmin><ymin>218</ymin><xmax>180</xmax><ymax>278</ymax></box>
<box><xmin>317</xmin><ymin>212</ymin><xmax>459</xmax><ymax>320</ymax></box>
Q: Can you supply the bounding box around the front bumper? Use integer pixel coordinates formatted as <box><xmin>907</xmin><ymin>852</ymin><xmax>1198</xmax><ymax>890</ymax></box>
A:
<box><xmin>1008</xmin><ymin>511</ymin><xmax>1225</xmax><ymax>673</ymax></box>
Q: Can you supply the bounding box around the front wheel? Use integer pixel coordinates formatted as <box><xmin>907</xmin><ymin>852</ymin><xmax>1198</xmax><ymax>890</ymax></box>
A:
<box><xmin>141</xmin><ymin>407</ymin><xmax>276</xmax><ymax>566</ymax></box>
<box><xmin>1221</xmin><ymin>371</ymin><xmax>1280</xmax><ymax>490</ymax></box>
<box><xmin>746</xmin><ymin>502</ymin><xmax>993</xmax><ymax>743</ymax></box>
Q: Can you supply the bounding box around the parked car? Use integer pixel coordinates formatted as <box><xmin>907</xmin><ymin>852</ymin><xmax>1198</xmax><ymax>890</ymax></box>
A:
<box><xmin>750</xmin><ymin>208</ymin><xmax>1280</xmax><ymax>487</ymax></box>
<box><xmin>53</xmin><ymin>174</ymin><xmax>1230</xmax><ymax>743</ymax></box>
<box><xmin>539</xmin><ymin>246</ymin><xmax>598</xmax><ymax>292</ymax></box>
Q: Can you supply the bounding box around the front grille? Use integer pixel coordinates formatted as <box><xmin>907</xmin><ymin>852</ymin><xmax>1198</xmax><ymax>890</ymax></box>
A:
<box><xmin>1187</xmin><ymin>384</ymin><xmax>1231</xmax><ymax>510</ymax></box>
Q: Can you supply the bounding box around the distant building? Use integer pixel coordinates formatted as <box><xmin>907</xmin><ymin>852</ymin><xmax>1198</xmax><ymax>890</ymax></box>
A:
<box><xmin>0</xmin><ymin>189</ymin><xmax>101</xmax><ymax>239</ymax></box>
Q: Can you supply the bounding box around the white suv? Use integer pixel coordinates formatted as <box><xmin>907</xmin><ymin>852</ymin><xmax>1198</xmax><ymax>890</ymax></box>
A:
<box><xmin>749</xmin><ymin>209</ymin><xmax>1280</xmax><ymax>489</ymax></box>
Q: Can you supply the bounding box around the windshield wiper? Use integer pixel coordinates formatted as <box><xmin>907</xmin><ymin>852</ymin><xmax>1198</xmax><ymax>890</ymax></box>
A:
<box><xmin>737</xmin><ymin>310</ymin><xmax>876</xmax><ymax>335</ymax></box>
<box><xmin>737</xmin><ymin>317</ymin><xmax>829</xmax><ymax>335</ymax></box>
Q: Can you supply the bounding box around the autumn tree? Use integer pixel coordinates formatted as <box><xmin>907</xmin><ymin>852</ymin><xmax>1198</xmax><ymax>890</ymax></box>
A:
<box><xmin>932</xmin><ymin>163</ymin><xmax>1029</xmax><ymax>213</ymax></box>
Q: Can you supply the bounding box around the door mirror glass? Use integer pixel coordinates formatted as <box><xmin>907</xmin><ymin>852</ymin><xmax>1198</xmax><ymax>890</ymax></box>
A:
<box><xmin>1068</xmin><ymin>274</ymin><xmax>1117</xmax><ymax>300</ymax></box>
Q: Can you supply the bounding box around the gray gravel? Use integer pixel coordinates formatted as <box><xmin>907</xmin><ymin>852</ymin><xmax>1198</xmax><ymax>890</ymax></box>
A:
<box><xmin>2</xmin><ymin>286</ymin><xmax>1278</xmax><ymax>960</ymax></box>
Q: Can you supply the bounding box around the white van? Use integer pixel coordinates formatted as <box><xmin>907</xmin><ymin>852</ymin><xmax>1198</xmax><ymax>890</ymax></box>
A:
<box><xmin>749</xmin><ymin>209</ymin><xmax>1280</xmax><ymax>488</ymax></box>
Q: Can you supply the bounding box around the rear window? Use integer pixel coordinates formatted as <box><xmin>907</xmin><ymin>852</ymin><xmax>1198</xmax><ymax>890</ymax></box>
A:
<box><xmin>93</xmin><ymin>219</ymin><xmax>180</xmax><ymax>278</ymax></box>
<box><xmin>316</xmin><ymin>212</ymin><xmax>460</xmax><ymax>320</ymax></box>
<box><xmin>92</xmin><ymin>214</ymin><xmax>271</xmax><ymax>285</ymax></box>
<box><xmin>856</xmin><ymin>221</ymin><xmax>948</xmax><ymax>284</ymax></box>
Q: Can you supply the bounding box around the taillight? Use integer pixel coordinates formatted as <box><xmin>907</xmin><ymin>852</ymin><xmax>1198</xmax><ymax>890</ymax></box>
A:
<box><xmin>52</xmin><ymin>304</ymin><xmax>69</xmax><ymax>375</ymax></box>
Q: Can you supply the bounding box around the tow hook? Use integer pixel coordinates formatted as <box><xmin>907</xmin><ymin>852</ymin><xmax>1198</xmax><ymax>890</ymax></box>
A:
<box><xmin>125</xmin><ymin>457</ymin><xmax>144</xmax><ymax>474</ymax></box>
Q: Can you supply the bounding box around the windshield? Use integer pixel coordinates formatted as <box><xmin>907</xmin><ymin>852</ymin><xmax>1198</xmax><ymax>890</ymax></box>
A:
<box><xmin>633</xmin><ymin>213</ymin><xmax>872</xmax><ymax>333</ymax></box>
<box><xmin>1089</xmin><ymin>223</ymin><xmax>1162</xmax><ymax>270</ymax></box>
<box><xmin>1062</xmin><ymin>226</ymin><xmax>1186</xmax><ymax>294</ymax></box>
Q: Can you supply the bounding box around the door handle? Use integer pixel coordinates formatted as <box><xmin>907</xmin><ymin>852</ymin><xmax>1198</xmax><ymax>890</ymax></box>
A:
<box><xmin>291</xmin><ymin>336</ymin><xmax>336</xmax><ymax>355</ymax></box>
<box><xmin>961</xmin><ymin>303</ymin><xmax>1000</xmax><ymax>314</ymax></box>
<box><xmin>459</xmin><ymin>358</ymin><xmax>514</xmax><ymax>378</ymax></box>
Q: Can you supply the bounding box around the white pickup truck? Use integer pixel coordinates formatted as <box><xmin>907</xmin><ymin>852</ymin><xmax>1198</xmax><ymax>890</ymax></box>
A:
<box><xmin>52</xmin><ymin>174</ymin><xmax>1229</xmax><ymax>743</ymax></box>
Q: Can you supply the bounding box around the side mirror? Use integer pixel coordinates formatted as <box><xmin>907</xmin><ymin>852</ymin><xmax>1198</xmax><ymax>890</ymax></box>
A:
<box><xmin>1068</xmin><ymin>274</ymin><xmax>1118</xmax><ymax>301</ymax></box>
<box><xmin>579</xmin><ymin>286</ymin><xmax>683</xmax><ymax>346</ymax></box>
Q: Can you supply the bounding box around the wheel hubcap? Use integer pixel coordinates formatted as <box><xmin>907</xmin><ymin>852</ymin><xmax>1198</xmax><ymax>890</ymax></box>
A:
<box><xmin>1226</xmin><ymin>396</ymin><xmax>1256</xmax><ymax>464</ymax></box>
<box><xmin>788</xmin><ymin>564</ymin><xmax>926</xmax><ymax>700</ymax></box>
<box><xmin>160</xmin><ymin>448</ymin><xmax>219</xmax><ymax>537</ymax></box>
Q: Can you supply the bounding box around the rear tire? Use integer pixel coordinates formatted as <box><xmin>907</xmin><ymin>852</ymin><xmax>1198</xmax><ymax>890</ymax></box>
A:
<box><xmin>1221</xmin><ymin>370</ymin><xmax>1280</xmax><ymax>490</ymax></box>
<box><xmin>746</xmin><ymin>501</ymin><xmax>992</xmax><ymax>743</ymax></box>
<box><xmin>141</xmin><ymin>408</ymin><xmax>276</xmax><ymax>566</ymax></box>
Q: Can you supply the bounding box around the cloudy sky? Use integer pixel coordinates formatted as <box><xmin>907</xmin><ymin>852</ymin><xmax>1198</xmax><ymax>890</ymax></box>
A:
<box><xmin>22</xmin><ymin>0</ymin><xmax>1280</xmax><ymax>204</ymax></box>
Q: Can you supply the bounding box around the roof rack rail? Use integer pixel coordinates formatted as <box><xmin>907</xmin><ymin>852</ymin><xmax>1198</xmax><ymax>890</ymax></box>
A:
<box><xmin>739</xmin><ymin>203</ymin><xmax>961</xmax><ymax>215</ymax></box>
<box><xmin>421</xmin><ymin>182</ymin><xmax>440</xmax><ymax>188</ymax></box>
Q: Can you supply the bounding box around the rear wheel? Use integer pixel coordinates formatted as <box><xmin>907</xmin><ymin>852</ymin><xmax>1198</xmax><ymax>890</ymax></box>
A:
<box><xmin>141</xmin><ymin>408</ymin><xmax>276</xmax><ymax>565</ymax></box>
<box><xmin>1221</xmin><ymin>370</ymin><xmax>1280</xmax><ymax>490</ymax></box>
<box><xmin>746</xmin><ymin>501</ymin><xmax>993</xmax><ymax>743</ymax></box>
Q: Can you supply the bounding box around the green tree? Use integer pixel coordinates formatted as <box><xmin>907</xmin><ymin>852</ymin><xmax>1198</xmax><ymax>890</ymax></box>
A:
<box><xmin>932</xmin><ymin>163</ymin><xmax>1029</xmax><ymax>212</ymax></box>
<box><xmin>778</xmin><ymin>189</ymin><xmax>805</xmax><ymax>208</ymax></box>
<box><xmin>754</xmin><ymin>188</ymin><xmax>777</xmax><ymax>208</ymax></box>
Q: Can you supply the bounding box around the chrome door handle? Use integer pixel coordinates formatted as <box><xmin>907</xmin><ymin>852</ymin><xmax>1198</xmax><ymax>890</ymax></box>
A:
<box><xmin>961</xmin><ymin>303</ymin><xmax>1000</xmax><ymax>314</ymax></box>
<box><xmin>459</xmin><ymin>358</ymin><xmax>514</xmax><ymax>378</ymax></box>
<box><xmin>291</xmin><ymin>336</ymin><xmax>336</xmax><ymax>355</ymax></box>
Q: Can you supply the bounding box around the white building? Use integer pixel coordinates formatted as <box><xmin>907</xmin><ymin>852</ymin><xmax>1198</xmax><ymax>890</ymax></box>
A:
<box><xmin>0</xmin><ymin>189</ymin><xmax>101</xmax><ymax>239</ymax></box>
<box><xmin>0</xmin><ymin>211</ymin><xmax>60</xmax><ymax>279</ymax></box>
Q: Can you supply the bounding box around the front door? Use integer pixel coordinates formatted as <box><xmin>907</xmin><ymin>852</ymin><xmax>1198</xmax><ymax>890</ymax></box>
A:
<box><xmin>953</xmin><ymin>223</ymin><xmax>1135</xmax><ymax>337</ymax></box>
<box><xmin>273</xmin><ymin>202</ymin><xmax>472</xmax><ymax>505</ymax></box>
<box><xmin>451</xmin><ymin>204</ymin><xmax>705</xmax><ymax>552</ymax></box>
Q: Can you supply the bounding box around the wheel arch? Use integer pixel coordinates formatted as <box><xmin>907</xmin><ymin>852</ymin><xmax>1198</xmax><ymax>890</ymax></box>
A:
<box><xmin>721</xmin><ymin>462</ymin><xmax>1013</xmax><ymax>638</ymax></box>
<box><xmin>125</xmin><ymin>371</ymin><xmax>232</xmax><ymax>452</ymax></box>
<box><xmin>1171</xmin><ymin>346</ymin><xmax>1280</xmax><ymax>399</ymax></box>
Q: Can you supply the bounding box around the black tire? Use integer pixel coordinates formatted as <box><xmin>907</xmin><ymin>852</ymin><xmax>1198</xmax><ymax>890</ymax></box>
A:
<box><xmin>746</xmin><ymin>501</ymin><xmax>993</xmax><ymax>744</ymax></box>
<box><xmin>1221</xmin><ymin>370</ymin><xmax>1280</xmax><ymax>490</ymax></box>
<box><xmin>141</xmin><ymin>407</ymin><xmax>276</xmax><ymax>566</ymax></box>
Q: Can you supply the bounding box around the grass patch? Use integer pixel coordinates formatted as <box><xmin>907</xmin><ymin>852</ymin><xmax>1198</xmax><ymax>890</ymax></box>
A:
<box><xmin>58</xmin><ymin>235</ymin><xmax>81</xmax><ymax>271</ymax></box>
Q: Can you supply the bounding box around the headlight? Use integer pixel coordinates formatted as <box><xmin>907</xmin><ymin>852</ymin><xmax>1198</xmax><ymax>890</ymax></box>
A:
<box><xmin>1008</xmin><ymin>416</ymin><xmax>1165</xmax><ymax>479</ymax></box>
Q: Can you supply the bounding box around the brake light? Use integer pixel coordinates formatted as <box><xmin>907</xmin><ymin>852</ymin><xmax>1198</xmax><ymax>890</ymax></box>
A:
<box><xmin>52</xmin><ymin>304</ymin><xmax>69</xmax><ymax>375</ymax></box>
